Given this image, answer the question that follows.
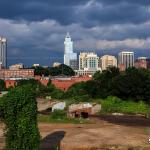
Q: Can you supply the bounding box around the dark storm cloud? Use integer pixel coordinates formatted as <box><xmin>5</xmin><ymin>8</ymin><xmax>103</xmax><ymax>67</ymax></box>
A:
<box><xmin>0</xmin><ymin>0</ymin><xmax>150</xmax><ymax>26</ymax></box>
<box><xmin>98</xmin><ymin>0</ymin><xmax>150</xmax><ymax>6</ymax></box>
<box><xmin>0</xmin><ymin>0</ymin><xmax>87</xmax><ymax>25</ymax></box>
<box><xmin>83</xmin><ymin>2</ymin><xmax>150</xmax><ymax>26</ymax></box>
<box><xmin>0</xmin><ymin>0</ymin><xmax>150</xmax><ymax>66</ymax></box>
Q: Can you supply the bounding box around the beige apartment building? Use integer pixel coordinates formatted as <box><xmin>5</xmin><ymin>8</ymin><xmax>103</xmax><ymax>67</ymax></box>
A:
<box><xmin>100</xmin><ymin>55</ymin><xmax>117</xmax><ymax>70</ymax></box>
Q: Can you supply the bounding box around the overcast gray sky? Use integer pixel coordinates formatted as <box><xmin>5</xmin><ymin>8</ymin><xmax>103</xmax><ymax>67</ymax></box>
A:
<box><xmin>0</xmin><ymin>0</ymin><xmax>150</xmax><ymax>66</ymax></box>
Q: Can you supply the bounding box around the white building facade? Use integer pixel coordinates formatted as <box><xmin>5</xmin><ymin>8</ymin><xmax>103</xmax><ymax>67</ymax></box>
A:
<box><xmin>118</xmin><ymin>51</ymin><xmax>134</xmax><ymax>69</ymax></box>
<box><xmin>0</xmin><ymin>37</ymin><xmax>7</xmax><ymax>68</ymax></box>
<box><xmin>64</xmin><ymin>33</ymin><xmax>77</xmax><ymax>69</ymax></box>
<box><xmin>76</xmin><ymin>52</ymin><xmax>101</xmax><ymax>75</ymax></box>
<box><xmin>79</xmin><ymin>52</ymin><xmax>100</xmax><ymax>71</ymax></box>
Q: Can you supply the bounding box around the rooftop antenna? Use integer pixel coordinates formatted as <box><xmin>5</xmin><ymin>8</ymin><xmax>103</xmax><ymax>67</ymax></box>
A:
<box><xmin>66</xmin><ymin>32</ymin><xmax>70</xmax><ymax>38</ymax></box>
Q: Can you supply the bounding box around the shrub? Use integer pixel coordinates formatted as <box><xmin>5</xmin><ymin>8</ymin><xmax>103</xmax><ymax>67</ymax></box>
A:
<box><xmin>2</xmin><ymin>85</ymin><xmax>40</xmax><ymax>150</ymax></box>
<box><xmin>73</xmin><ymin>94</ymin><xmax>91</xmax><ymax>102</ymax></box>
<box><xmin>51</xmin><ymin>110</ymin><xmax>67</xmax><ymax>120</ymax></box>
<box><xmin>50</xmin><ymin>89</ymin><xmax>64</xmax><ymax>99</ymax></box>
<box><xmin>101</xmin><ymin>96</ymin><xmax>150</xmax><ymax>115</ymax></box>
<box><xmin>0</xmin><ymin>79</ymin><xmax>6</xmax><ymax>91</ymax></box>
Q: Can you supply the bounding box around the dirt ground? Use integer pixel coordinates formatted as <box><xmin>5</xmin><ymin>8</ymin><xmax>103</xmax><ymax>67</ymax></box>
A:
<box><xmin>0</xmin><ymin>115</ymin><xmax>150</xmax><ymax>150</ymax></box>
<box><xmin>40</xmin><ymin>115</ymin><xmax>150</xmax><ymax>150</ymax></box>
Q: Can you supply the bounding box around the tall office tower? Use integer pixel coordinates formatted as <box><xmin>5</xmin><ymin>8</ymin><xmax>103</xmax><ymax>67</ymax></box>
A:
<box><xmin>79</xmin><ymin>52</ymin><xmax>100</xmax><ymax>71</ymax></box>
<box><xmin>100</xmin><ymin>55</ymin><xmax>117</xmax><ymax>70</ymax></box>
<box><xmin>0</xmin><ymin>37</ymin><xmax>7</xmax><ymax>68</ymax></box>
<box><xmin>135</xmin><ymin>57</ymin><xmax>147</xmax><ymax>69</ymax></box>
<box><xmin>64</xmin><ymin>33</ymin><xmax>77</xmax><ymax>69</ymax></box>
<box><xmin>118</xmin><ymin>51</ymin><xmax>134</xmax><ymax>69</ymax></box>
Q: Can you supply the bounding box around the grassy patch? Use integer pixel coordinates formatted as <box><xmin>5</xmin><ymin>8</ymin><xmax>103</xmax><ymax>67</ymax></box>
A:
<box><xmin>100</xmin><ymin>96</ymin><xmax>150</xmax><ymax>116</ymax></box>
<box><xmin>38</xmin><ymin>110</ymin><xmax>91</xmax><ymax>124</ymax></box>
<box><xmin>144</xmin><ymin>130</ymin><xmax>150</xmax><ymax>135</ymax></box>
<box><xmin>38</xmin><ymin>114</ymin><xmax>90</xmax><ymax>124</ymax></box>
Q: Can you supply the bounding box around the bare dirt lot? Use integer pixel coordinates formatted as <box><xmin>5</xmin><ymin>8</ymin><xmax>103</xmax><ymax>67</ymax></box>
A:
<box><xmin>40</xmin><ymin>115</ymin><xmax>150</xmax><ymax>150</ymax></box>
<box><xmin>0</xmin><ymin>115</ymin><xmax>150</xmax><ymax>150</ymax></box>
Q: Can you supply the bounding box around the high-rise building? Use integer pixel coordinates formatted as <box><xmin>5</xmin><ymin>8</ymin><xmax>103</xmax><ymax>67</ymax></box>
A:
<box><xmin>118</xmin><ymin>51</ymin><xmax>134</xmax><ymax>70</ymax></box>
<box><xmin>79</xmin><ymin>52</ymin><xmax>100</xmax><ymax>71</ymax></box>
<box><xmin>76</xmin><ymin>52</ymin><xmax>101</xmax><ymax>75</ymax></box>
<box><xmin>100</xmin><ymin>55</ymin><xmax>117</xmax><ymax>70</ymax></box>
<box><xmin>135</xmin><ymin>57</ymin><xmax>147</xmax><ymax>69</ymax></box>
<box><xmin>64</xmin><ymin>33</ymin><xmax>77</xmax><ymax>69</ymax></box>
<box><xmin>0</xmin><ymin>37</ymin><xmax>7</xmax><ymax>68</ymax></box>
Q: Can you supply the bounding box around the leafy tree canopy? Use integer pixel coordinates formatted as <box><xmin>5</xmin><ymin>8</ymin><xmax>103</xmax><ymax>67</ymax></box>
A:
<box><xmin>49</xmin><ymin>64</ymin><xmax>75</xmax><ymax>76</ymax></box>
<box><xmin>2</xmin><ymin>85</ymin><xmax>40</xmax><ymax>150</ymax></box>
<box><xmin>30</xmin><ymin>64</ymin><xmax>75</xmax><ymax>76</ymax></box>
<box><xmin>0</xmin><ymin>79</ymin><xmax>5</xmax><ymax>91</ymax></box>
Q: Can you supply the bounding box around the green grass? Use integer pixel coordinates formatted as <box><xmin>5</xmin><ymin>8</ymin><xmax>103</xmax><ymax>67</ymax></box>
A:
<box><xmin>100</xmin><ymin>96</ymin><xmax>150</xmax><ymax>116</ymax></box>
<box><xmin>38</xmin><ymin>114</ymin><xmax>90</xmax><ymax>124</ymax></box>
<box><xmin>144</xmin><ymin>130</ymin><xmax>150</xmax><ymax>135</ymax></box>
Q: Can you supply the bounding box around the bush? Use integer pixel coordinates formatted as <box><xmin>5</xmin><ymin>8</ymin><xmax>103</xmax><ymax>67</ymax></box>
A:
<box><xmin>0</xmin><ymin>80</ymin><xmax>6</xmax><ymax>91</ymax></box>
<box><xmin>73</xmin><ymin>94</ymin><xmax>91</xmax><ymax>102</ymax></box>
<box><xmin>51</xmin><ymin>110</ymin><xmax>67</xmax><ymax>120</ymax></box>
<box><xmin>50</xmin><ymin>89</ymin><xmax>64</xmax><ymax>99</ymax></box>
<box><xmin>2</xmin><ymin>85</ymin><xmax>40</xmax><ymax>150</ymax></box>
<box><xmin>101</xmin><ymin>96</ymin><xmax>150</xmax><ymax>115</ymax></box>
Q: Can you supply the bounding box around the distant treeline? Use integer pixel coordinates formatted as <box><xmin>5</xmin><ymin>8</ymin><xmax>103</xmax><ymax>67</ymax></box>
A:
<box><xmin>30</xmin><ymin>64</ymin><xmax>75</xmax><ymax>76</ymax></box>
<box><xmin>1</xmin><ymin>66</ymin><xmax>150</xmax><ymax>103</ymax></box>
<box><xmin>64</xmin><ymin>67</ymin><xmax>150</xmax><ymax>103</ymax></box>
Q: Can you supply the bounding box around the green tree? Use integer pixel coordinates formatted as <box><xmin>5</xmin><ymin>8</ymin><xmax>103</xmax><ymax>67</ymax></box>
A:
<box><xmin>50</xmin><ymin>88</ymin><xmax>64</xmax><ymax>99</ymax></box>
<box><xmin>17</xmin><ymin>79</ymin><xmax>39</xmax><ymax>87</ymax></box>
<box><xmin>111</xmin><ymin>67</ymin><xmax>150</xmax><ymax>102</ymax></box>
<box><xmin>2</xmin><ymin>85</ymin><xmax>40</xmax><ymax>150</ymax></box>
<box><xmin>0</xmin><ymin>79</ymin><xmax>5</xmax><ymax>91</ymax></box>
<box><xmin>65</xmin><ymin>82</ymin><xmax>87</xmax><ymax>98</ymax></box>
<box><xmin>93</xmin><ymin>67</ymin><xmax>119</xmax><ymax>81</ymax></box>
<box><xmin>49</xmin><ymin>64</ymin><xmax>75</xmax><ymax>76</ymax></box>
<box><xmin>31</xmin><ymin>66</ymin><xmax>50</xmax><ymax>76</ymax></box>
<box><xmin>93</xmin><ymin>67</ymin><xmax>120</xmax><ymax>98</ymax></box>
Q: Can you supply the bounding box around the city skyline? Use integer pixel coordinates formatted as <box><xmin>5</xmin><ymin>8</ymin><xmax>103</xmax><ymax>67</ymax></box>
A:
<box><xmin>1</xmin><ymin>1</ymin><xmax>150</xmax><ymax>66</ymax></box>
<box><xmin>1</xmin><ymin>33</ymin><xmax>149</xmax><ymax>68</ymax></box>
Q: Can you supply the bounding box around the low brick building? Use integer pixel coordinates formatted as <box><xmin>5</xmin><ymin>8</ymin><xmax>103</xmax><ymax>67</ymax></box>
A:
<box><xmin>0</xmin><ymin>69</ymin><xmax>34</xmax><ymax>79</ymax></box>
<box><xmin>51</xmin><ymin>76</ymin><xmax>92</xmax><ymax>91</ymax></box>
<box><xmin>35</xmin><ymin>76</ymin><xmax>50</xmax><ymax>86</ymax></box>
<box><xmin>5</xmin><ymin>80</ymin><xmax>17</xmax><ymax>88</ymax></box>
<box><xmin>135</xmin><ymin>57</ymin><xmax>147</xmax><ymax>69</ymax></box>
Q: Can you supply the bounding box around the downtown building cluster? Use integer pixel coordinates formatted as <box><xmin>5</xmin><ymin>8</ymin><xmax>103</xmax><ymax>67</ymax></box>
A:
<box><xmin>0</xmin><ymin>34</ymin><xmax>150</xmax><ymax>90</ymax></box>
<box><xmin>1</xmin><ymin>34</ymin><xmax>150</xmax><ymax>79</ymax></box>
<box><xmin>63</xmin><ymin>33</ymin><xmax>150</xmax><ymax>75</ymax></box>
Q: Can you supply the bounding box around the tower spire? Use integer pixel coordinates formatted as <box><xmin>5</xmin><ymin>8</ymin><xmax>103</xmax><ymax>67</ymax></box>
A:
<box><xmin>66</xmin><ymin>32</ymin><xmax>70</xmax><ymax>38</ymax></box>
